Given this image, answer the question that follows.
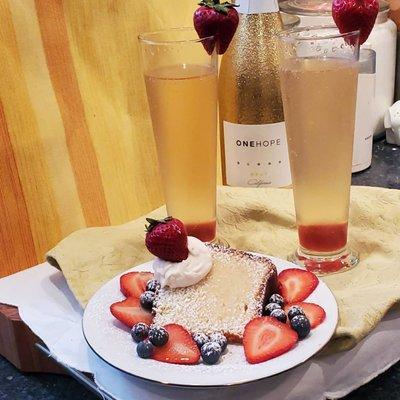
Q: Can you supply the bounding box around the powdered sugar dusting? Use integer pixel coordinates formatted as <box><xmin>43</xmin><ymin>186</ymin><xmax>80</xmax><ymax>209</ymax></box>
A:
<box><xmin>153</xmin><ymin>244</ymin><xmax>277</xmax><ymax>340</ymax></box>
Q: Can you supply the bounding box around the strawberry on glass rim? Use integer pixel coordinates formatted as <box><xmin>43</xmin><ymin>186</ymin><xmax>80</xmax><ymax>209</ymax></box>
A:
<box><xmin>194</xmin><ymin>0</ymin><xmax>239</xmax><ymax>55</ymax></box>
<box><xmin>332</xmin><ymin>0</ymin><xmax>379</xmax><ymax>45</ymax></box>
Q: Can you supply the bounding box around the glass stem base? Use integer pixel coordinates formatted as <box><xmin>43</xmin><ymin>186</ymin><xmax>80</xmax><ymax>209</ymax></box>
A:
<box><xmin>288</xmin><ymin>247</ymin><xmax>359</xmax><ymax>276</ymax></box>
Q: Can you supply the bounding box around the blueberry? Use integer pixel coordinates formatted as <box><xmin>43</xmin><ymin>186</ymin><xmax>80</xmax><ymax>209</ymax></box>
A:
<box><xmin>270</xmin><ymin>308</ymin><xmax>287</xmax><ymax>323</ymax></box>
<box><xmin>192</xmin><ymin>332</ymin><xmax>210</xmax><ymax>350</ymax></box>
<box><xmin>287</xmin><ymin>306</ymin><xmax>305</xmax><ymax>321</ymax></box>
<box><xmin>131</xmin><ymin>322</ymin><xmax>149</xmax><ymax>343</ymax></box>
<box><xmin>209</xmin><ymin>332</ymin><xmax>228</xmax><ymax>353</ymax></box>
<box><xmin>146</xmin><ymin>279</ymin><xmax>161</xmax><ymax>293</ymax></box>
<box><xmin>148</xmin><ymin>326</ymin><xmax>169</xmax><ymax>347</ymax></box>
<box><xmin>140</xmin><ymin>291</ymin><xmax>155</xmax><ymax>311</ymax></box>
<box><xmin>264</xmin><ymin>302</ymin><xmax>282</xmax><ymax>316</ymax></box>
<box><xmin>136</xmin><ymin>340</ymin><xmax>154</xmax><ymax>358</ymax></box>
<box><xmin>201</xmin><ymin>342</ymin><xmax>222</xmax><ymax>365</ymax></box>
<box><xmin>269</xmin><ymin>294</ymin><xmax>284</xmax><ymax>307</ymax></box>
<box><xmin>291</xmin><ymin>315</ymin><xmax>311</xmax><ymax>339</ymax></box>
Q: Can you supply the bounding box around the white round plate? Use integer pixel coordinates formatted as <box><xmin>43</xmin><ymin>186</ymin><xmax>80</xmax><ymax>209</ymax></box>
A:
<box><xmin>83</xmin><ymin>255</ymin><xmax>338</xmax><ymax>387</ymax></box>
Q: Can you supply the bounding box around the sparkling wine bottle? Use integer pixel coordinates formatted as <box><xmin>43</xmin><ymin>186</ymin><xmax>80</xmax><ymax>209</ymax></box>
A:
<box><xmin>219</xmin><ymin>0</ymin><xmax>291</xmax><ymax>187</ymax></box>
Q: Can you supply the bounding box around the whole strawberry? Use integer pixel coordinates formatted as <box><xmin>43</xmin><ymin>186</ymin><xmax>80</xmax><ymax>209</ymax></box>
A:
<box><xmin>145</xmin><ymin>217</ymin><xmax>189</xmax><ymax>262</ymax></box>
<box><xmin>332</xmin><ymin>0</ymin><xmax>379</xmax><ymax>45</ymax></box>
<box><xmin>194</xmin><ymin>0</ymin><xmax>239</xmax><ymax>55</ymax></box>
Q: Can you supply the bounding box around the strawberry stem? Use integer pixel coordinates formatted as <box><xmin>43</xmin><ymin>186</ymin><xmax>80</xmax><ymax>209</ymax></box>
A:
<box><xmin>198</xmin><ymin>0</ymin><xmax>238</xmax><ymax>14</ymax></box>
<box><xmin>145</xmin><ymin>217</ymin><xmax>172</xmax><ymax>232</ymax></box>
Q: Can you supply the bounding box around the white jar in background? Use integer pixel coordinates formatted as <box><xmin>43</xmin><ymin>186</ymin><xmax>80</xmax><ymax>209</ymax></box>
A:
<box><xmin>364</xmin><ymin>5</ymin><xmax>397</xmax><ymax>134</ymax></box>
<box><xmin>353</xmin><ymin>50</ymin><xmax>376</xmax><ymax>173</ymax></box>
<box><xmin>280</xmin><ymin>0</ymin><xmax>397</xmax><ymax>135</ymax></box>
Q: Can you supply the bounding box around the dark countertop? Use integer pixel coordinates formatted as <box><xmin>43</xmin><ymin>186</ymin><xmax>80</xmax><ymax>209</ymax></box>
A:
<box><xmin>352</xmin><ymin>139</ymin><xmax>400</xmax><ymax>189</ymax></box>
<box><xmin>0</xmin><ymin>139</ymin><xmax>399</xmax><ymax>400</ymax></box>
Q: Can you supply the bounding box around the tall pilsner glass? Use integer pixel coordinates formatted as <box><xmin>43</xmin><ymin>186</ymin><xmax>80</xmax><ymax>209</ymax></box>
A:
<box><xmin>277</xmin><ymin>26</ymin><xmax>360</xmax><ymax>275</ymax></box>
<box><xmin>139</xmin><ymin>28</ymin><xmax>218</xmax><ymax>242</ymax></box>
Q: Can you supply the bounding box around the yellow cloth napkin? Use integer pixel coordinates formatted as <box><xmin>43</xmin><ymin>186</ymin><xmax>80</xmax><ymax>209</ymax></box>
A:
<box><xmin>47</xmin><ymin>185</ymin><xmax>400</xmax><ymax>353</ymax></box>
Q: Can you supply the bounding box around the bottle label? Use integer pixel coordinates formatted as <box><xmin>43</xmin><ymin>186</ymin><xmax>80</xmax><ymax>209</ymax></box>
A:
<box><xmin>236</xmin><ymin>0</ymin><xmax>279</xmax><ymax>14</ymax></box>
<box><xmin>223</xmin><ymin>121</ymin><xmax>291</xmax><ymax>187</ymax></box>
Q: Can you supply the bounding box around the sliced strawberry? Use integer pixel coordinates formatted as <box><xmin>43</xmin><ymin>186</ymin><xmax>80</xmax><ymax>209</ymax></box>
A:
<box><xmin>284</xmin><ymin>302</ymin><xmax>326</xmax><ymax>329</ymax></box>
<box><xmin>243</xmin><ymin>317</ymin><xmax>298</xmax><ymax>364</ymax></box>
<box><xmin>120</xmin><ymin>271</ymin><xmax>154</xmax><ymax>298</ymax></box>
<box><xmin>278</xmin><ymin>268</ymin><xmax>319</xmax><ymax>304</ymax></box>
<box><xmin>153</xmin><ymin>324</ymin><xmax>200</xmax><ymax>365</ymax></box>
<box><xmin>110</xmin><ymin>297</ymin><xmax>153</xmax><ymax>328</ymax></box>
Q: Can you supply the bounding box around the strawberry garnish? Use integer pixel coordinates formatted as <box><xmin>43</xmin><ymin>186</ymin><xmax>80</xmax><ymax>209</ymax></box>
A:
<box><xmin>194</xmin><ymin>0</ymin><xmax>239</xmax><ymax>55</ymax></box>
<box><xmin>145</xmin><ymin>217</ymin><xmax>189</xmax><ymax>262</ymax></box>
<box><xmin>110</xmin><ymin>297</ymin><xmax>153</xmax><ymax>328</ymax></box>
<box><xmin>332</xmin><ymin>0</ymin><xmax>379</xmax><ymax>45</ymax></box>
<box><xmin>120</xmin><ymin>271</ymin><xmax>154</xmax><ymax>298</ymax></box>
<box><xmin>153</xmin><ymin>324</ymin><xmax>200</xmax><ymax>365</ymax></box>
<box><xmin>243</xmin><ymin>317</ymin><xmax>298</xmax><ymax>364</ymax></box>
<box><xmin>284</xmin><ymin>302</ymin><xmax>326</xmax><ymax>329</ymax></box>
<box><xmin>278</xmin><ymin>268</ymin><xmax>319</xmax><ymax>304</ymax></box>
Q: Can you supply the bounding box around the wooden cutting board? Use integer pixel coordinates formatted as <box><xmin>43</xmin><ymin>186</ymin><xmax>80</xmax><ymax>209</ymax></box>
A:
<box><xmin>0</xmin><ymin>303</ymin><xmax>63</xmax><ymax>373</ymax></box>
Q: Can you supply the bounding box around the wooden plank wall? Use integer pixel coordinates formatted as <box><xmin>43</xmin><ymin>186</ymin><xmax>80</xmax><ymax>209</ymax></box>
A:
<box><xmin>0</xmin><ymin>0</ymin><xmax>196</xmax><ymax>277</ymax></box>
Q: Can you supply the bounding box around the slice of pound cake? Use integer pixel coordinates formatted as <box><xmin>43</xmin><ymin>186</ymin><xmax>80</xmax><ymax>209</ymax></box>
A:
<box><xmin>153</xmin><ymin>244</ymin><xmax>278</xmax><ymax>343</ymax></box>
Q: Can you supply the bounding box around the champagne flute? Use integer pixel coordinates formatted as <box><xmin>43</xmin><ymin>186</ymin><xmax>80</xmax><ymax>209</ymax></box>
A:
<box><xmin>139</xmin><ymin>28</ymin><xmax>218</xmax><ymax>242</ymax></box>
<box><xmin>277</xmin><ymin>26</ymin><xmax>360</xmax><ymax>275</ymax></box>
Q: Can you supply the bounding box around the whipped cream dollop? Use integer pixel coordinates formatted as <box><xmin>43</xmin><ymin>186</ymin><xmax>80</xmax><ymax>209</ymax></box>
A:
<box><xmin>153</xmin><ymin>236</ymin><xmax>212</xmax><ymax>289</ymax></box>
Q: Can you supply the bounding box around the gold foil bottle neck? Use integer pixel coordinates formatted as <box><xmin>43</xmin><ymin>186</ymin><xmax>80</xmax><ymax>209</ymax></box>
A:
<box><xmin>219</xmin><ymin>12</ymin><xmax>284</xmax><ymax>125</ymax></box>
